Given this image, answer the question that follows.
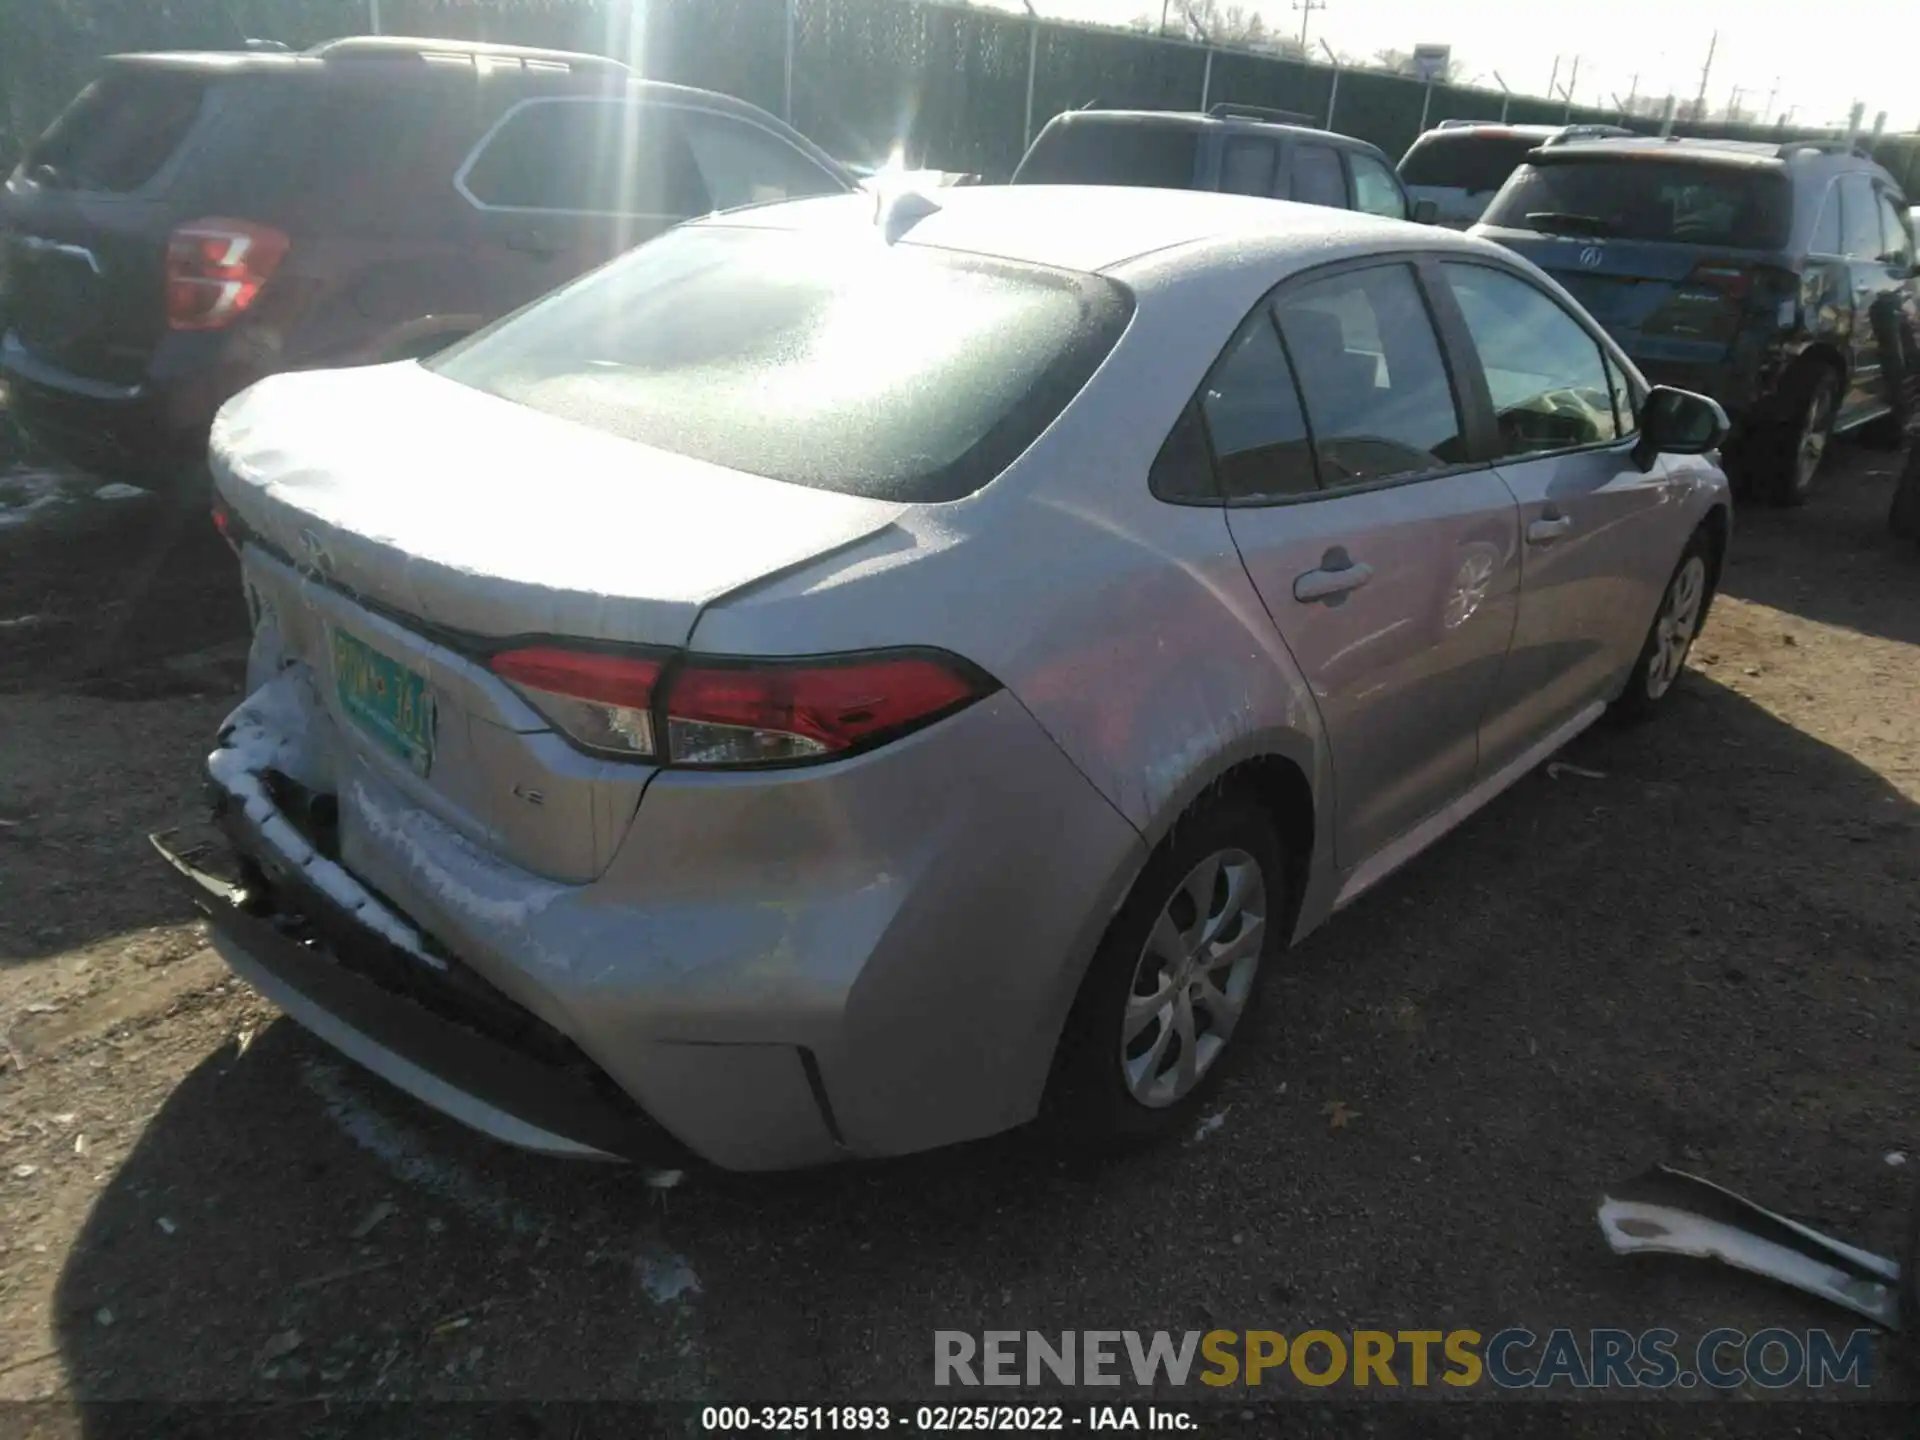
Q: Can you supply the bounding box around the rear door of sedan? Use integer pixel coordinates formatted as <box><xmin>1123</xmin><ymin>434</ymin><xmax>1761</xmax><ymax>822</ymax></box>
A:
<box><xmin>1426</xmin><ymin>258</ymin><xmax>1679</xmax><ymax>774</ymax></box>
<box><xmin>1207</xmin><ymin>258</ymin><xmax>1522</xmax><ymax>875</ymax></box>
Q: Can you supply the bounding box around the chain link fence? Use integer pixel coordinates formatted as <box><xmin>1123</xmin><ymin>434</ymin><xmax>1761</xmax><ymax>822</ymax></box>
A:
<box><xmin>4</xmin><ymin>0</ymin><xmax>1917</xmax><ymax>190</ymax></box>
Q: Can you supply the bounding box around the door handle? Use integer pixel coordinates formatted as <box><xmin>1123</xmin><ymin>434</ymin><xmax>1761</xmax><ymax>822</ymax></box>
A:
<box><xmin>1527</xmin><ymin>515</ymin><xmax>1574</xmax><ymax>544</ymax></box>
<box><xmin>1293</xmin><ymin>556</ymin><xmax>1374</xmax><ymax>603</ymax></box>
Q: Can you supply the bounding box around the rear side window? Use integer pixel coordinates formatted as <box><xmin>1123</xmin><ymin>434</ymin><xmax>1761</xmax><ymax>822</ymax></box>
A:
<box><xmin>1013</xmin><ymin>120</ymin><xmax>1200</xmax><ymax>189</ymax></box>
<box><xmin>463</xmin><ymin>99</ymin><xmax>710</xmax><ymax>215</ymax></box>
<box><xmin>1289</xmin><ymin>145</ymin><xmax>1347</xmax><ymax>208</ymax></box>
<box><xmin>25</xmin><ymin>69</ymin><xmax>210</xmax><ymax>193</ymax></box>
<box><xmin>1483</xmin><ymin>158</ymin><xmax>1793</xmax><ymax>249</ymax></box>
<box><xmin>1808</xmin><ymin>184</ymin><xmax>1842</xmax><ymax>255</ymax></box>
<box><xmin>427</xmin><ymin>225</ymin><xmax>1134</xmax><ymax>503</ymax></box>
<box><xmin>674</xmin><ymin>109</ymin><xmax>844</xmax><ymax>211</ymax></box>
<box><xmin>1274</xmin><ymin>264</ymin><xmax>1465</xmax><ymax>488</ymax></box>
<box><xmin>1220</xmin><ymin>138</ymin><xmax>1277</xmax><ymax>197</ymax></box>
<box><xmin>1200</xmin><ymin>313</ymin><xmax>1317</xmax><ymax>500</ymax></box>
<box><xmin>1349</xmin><ymin>153</ymin><xmax>1405</xmax><ymax>219</ymax></box>
<box><xmin>1398</xmin><ymin>132</ymin><xmax>1541</xmax><ymax>194</ymax></box>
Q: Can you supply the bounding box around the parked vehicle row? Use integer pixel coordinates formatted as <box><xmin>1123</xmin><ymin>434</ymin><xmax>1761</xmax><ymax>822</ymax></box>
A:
<box><xmin>0</xmin><ymin>35</ymin><xmax>1891</xmax><ymax>1174</ymax></box>
<box><xmin>1468</xmin><ymin>135</ymin><xmax>1917</xmax><ymax>506</ymax></box>
<box><xmin>1</xmin><ymin>37</ymin><xmax>853</xmax><ymax>491</ymax></box>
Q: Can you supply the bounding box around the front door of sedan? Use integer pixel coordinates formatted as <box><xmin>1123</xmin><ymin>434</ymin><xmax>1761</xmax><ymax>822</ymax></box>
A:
<box><xmin>1213</xmin><ymin>260</ymin><xmax>1522</xmax><ymax>872</ymax></box>
<box><xmin>1431</xmin><ymin>260</ymin><xmax>1679</xmax><ymax>774</ymax></box>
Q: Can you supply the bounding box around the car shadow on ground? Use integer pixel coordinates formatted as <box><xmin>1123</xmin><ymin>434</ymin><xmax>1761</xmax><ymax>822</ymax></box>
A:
<box><xmin>1718</xmin><ymin>447</ymin><xmax>1920</xmax><ymax>648</ymax></box>
<box><xmin>50</xmin><ymin>665</ymin><xmax>1920</xmax><ymax>1410</ymax></box>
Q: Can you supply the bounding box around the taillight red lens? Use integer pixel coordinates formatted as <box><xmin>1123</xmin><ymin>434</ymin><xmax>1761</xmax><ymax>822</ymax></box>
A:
<box><xmin>490</xmin><ymin>647</ymin><xmax>664</xmax><ymax>758</ymax></box>
<box><xmin>1682</xmin><ymin>261</ymin><xmax>1752</xmax><ymax>299</ymax></box>
<box><xmin>665</xmin><ymin>654</ymin><xmax>986</xmax><ymax>767</ymax></box>
<box><xmin>210</xmin><ymin>492</ymin><xmax>241</xmax><ymax>555</ymax></box>
<box><xmin>166</xmin><ymin>217</ymin><xmax>290</xmax><ymax>331</ymax></box>
<box><xmin>487</xmin><ymin>646</ymin><xmax>992</xmax><ymax>767</ymax></box>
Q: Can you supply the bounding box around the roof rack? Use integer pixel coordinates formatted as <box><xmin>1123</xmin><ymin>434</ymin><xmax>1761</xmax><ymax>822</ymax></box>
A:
<box><xmin>1207</xmin><ymin>102</ymin><xmax>1319</xmax><ymax>127</ymax></box>
<box><xmin>307</xmin><ymin>36</ymin><xmax>631</xmax><ymax>75</ymax></box>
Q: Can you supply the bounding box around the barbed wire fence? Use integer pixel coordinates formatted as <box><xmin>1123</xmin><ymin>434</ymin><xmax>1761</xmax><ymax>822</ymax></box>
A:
<box><xmin>3</xmin><ymin>0</ymin><xmax>1916</xmax><ymax>191</ymax></box>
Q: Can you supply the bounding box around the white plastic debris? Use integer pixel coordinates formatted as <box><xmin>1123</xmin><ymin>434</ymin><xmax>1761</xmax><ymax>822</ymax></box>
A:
<box><xmin>1887</xmin><ymin>1152</ymin><xmax>1909</xmax><ymax>1168</ymax></box>
<box><xmin>644</xmin><ymin>1168</ymin><xmax>685</xmax><ymax>1190</ymax></box>
<box><xmin>352</xmin><ymin>1200</ymin><xmax>397</xmax><ymax>1239</ymax></box>
<box><xmin>92</xmin><ymin>482</ymin><xmax>147</xmax><ymax>502</ymax></box>
<box><xmin>1193</xmin><ymin>1109</ymin><xmax>1229</xmax><ymax>1142</ymax></box>
<box><xmin>11</xmin><ymin>1164</ymin><xmax>39</xmax><ymax>1179</ymax></box>
<box><xmin>1546</xmin><ymin>761</ymin><xmax>1608</xmax><ymax>781</ymax></box>
<box><xmin>157</xmin><ymin>1217</ymin><xmax>177</xmax><ymax>1236</ymax></box>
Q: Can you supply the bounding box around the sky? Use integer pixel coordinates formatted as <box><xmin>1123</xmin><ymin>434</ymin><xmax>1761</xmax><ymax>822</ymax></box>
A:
<box><xmin>977</xmin><ymin>0</ymin><xmax>1918</xmax><ymax>131</ymax></box>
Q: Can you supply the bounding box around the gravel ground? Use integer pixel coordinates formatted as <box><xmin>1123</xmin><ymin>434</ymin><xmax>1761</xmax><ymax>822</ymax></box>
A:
<box><xmin>0</xmin><ymin>436</ymin><xmax>1916</xmax><ymax>1429</ymax></box>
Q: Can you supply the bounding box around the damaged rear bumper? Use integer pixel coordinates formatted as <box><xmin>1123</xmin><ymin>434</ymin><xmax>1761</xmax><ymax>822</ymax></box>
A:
<box><xmin>152</xmin><ymin>817</ymin><xmax>687</xmax><ymax>1165</ymax></box>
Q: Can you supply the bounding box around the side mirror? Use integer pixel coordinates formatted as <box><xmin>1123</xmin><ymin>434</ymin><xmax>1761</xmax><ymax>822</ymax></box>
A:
<box><xmin>1633</xmin><ymin>385</ymin><xmax>1730</xmax><ymax>471</ymax></box>
<box><xmin>1411</xmin><ymin>198</ymin><xmax>1439</xmax><ymax>225</ymax></box>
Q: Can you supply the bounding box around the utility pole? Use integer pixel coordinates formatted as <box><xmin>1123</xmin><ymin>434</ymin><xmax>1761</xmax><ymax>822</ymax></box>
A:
<box><xmin>1493</xmin><ymin>70</ymin><xmax>1512</xmax><ymax>124</ymax></box>
<box><xmin>1692</xmin><ymin>30</ymin><xmax>1717</xmax><ymax>123</ymax></box>
<box><xmin>1160</xmin><ymin>0</ymin><xmax>1171</xmax><ymax>38</ymax></box>
<box><xmin>1562</xmin><ymin>54</ymin><xmax>1581</xmax><ymax>118</ymax></box>
<box><xmin>369</xmin><ymin>0</ymin><xmax>382</xmax><ymax>33</ymax></box>
<box><xmin>1547</xmin><ymin>55</ymin><xmax>1560</xmax><ymax>101</ymax></box>
<box><xmin>1727</xmin><ymin>85</ymin><xmax>1743</xmax><ymax>122</ymax></box>
<box><xmin>1761</xmin><ymin>77</ymin><xmax>1781</xmax><ymax>125</ymax></box>
<box><xmin>1624</xmin><ymin>73</ymin><xmax>1639</xmax><ymax>115</ymax></box>
<box><xmin>1293</xmin><ymin>0</ymin><xmax>1327</xmax><ymax>50</ymax></box>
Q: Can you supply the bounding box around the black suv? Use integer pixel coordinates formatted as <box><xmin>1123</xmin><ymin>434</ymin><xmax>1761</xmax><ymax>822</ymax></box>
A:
<box><xmin>1012</xmin><ymin>104</ymin><xmax>1424</xmax><ymax>223</ymax></box>
<box><xmin>0</xmin><ymin>37</ymin><xmax>853</xmax><ymax>491</ymax></box>
<box><xmin>1472</xmin><ymin>136</ymin><xmax>1918</xmax><ymax>505</ymax></box>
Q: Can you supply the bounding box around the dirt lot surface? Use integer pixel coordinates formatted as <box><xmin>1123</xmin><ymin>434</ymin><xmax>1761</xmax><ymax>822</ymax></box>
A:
<box><xmin>1</xmin><ymin>431</ymin><xmax>1917</xmax><ymax>1430</ymax></box>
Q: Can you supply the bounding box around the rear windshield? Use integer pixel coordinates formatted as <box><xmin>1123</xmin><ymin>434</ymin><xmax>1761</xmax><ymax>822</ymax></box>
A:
<box><xmin>1398</xmin><ymin>132</ymin><xmax>1543</xmax><ymax>193</ymax></box>
<box><xmin>427</xmin><ymin>225</ymin><xmax>1135</xmax><ymax>503</ymax></box>
<box><xmin>24</xmin><ymin>69</ymin><xmax>211</xmax><ymax>193</ymax></box>
<box><xmin>1482</xmin><ymin>158</ymin><xmax>1793</xmax><ymax>249</ymax></box>
<box><xmin>1013</xmin><ymin>119</ymin><xmax>1201</xmax><ymax>189</ymax></box>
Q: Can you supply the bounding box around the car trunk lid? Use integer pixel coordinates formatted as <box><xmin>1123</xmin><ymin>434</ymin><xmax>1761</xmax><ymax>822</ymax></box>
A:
<box><xmin>212</xmin><ymin>362</ymin><xmax>906</xmax><ymax>881</ymax></box>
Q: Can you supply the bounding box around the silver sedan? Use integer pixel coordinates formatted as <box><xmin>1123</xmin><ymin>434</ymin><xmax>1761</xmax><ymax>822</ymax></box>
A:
<box><xmin>165</xmin><ymin>185</ymin><xmax>1731</xmax><ymax>1170</ymax></box>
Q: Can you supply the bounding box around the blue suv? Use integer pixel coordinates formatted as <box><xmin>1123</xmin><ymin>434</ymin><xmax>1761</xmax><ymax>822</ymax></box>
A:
<box><xmin>1473</xmin><ymin>136</ymin><xmax>1918</xmax><ymax>505</ymax></box>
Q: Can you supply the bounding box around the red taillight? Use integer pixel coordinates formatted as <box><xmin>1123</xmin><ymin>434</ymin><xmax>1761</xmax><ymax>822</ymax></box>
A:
<box><xmin>666</xmin><ymin>655</ymin><xmax>985</xmax><ymax>766</ymax></box>
<box><xmin>488</xmin><ymin>646</ymin><xmax>991</xmax><ymax>767</ymax></box>
<box><xmin>166</xmin><ymin>217</ymin><xmax>289</xmax><ymax>331</ymax></box>
<box><xmin>490</xmin><ymin>647</ymin><xmax>664</xmax><ymax>758</ymax></box>
<box><xmin>1682</xmin><ymin>261</ymin><xmax>1753</xmax><ymax>300</ymax></box>
<box><xmin>210</xmin><ymin>492</ymin><xmax>248</xmax><ymax>555</ymax></box>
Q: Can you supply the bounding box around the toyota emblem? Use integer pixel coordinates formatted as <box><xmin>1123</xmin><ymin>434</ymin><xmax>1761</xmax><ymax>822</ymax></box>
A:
<box><xmin>1579</xmin><ymin>245</ymin><xmax>1605</xmax><ymax>269</ymax></box>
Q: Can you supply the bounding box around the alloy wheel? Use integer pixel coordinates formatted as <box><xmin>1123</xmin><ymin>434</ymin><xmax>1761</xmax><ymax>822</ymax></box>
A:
<box><xmin>1120</xmin><ymin>848</ymin><xmax>1267</xmax><ymax>1108</ymax></box>
<box><xmin>1646</xmin><ymin>555</ymin><xmax>1709</xmax><ymax>700</ymax></box>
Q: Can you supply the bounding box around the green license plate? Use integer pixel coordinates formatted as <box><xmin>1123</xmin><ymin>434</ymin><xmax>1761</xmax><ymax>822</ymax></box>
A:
<box><xmin>332</xmin><ymin>628</ymin><xmax>436</xmax><ymax>777</ymax></box>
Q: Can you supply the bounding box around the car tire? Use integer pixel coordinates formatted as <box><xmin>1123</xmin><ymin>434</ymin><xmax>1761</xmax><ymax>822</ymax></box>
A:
<box><xmin>1608</xmin><ymin>525</ymin><xmax>1719</xmax><ymax>727</ymax></box>
<box><xmin>1044</xmin><ymin>788</ymin><xmax>1293</xmax><ymax>1148</ymax></box>
<box><xmin>1748</xmin><ymin>361</ymin><xmax>1839</xmax><ymax>509</ymax></box>
<box><xmin>1891</xmin><ymin>460</ymin><xmax>1920</xmax><ymax>542</ymax></box>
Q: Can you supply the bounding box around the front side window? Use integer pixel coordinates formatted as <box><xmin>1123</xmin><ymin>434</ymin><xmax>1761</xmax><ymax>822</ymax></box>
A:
<box><xmin>674</xmin><ymin>109</ymin><xmax>843</xmax><ymax>211</ymax></box>
<box><xmin>462</xmin><ymin>100</ymin><xmax>710</xmax><ymax>215</ymax></box>
<box><xmin>1442</xmin><ymin>263</ymin><xmax>1625</xmax><ymax>457</ymax></box>
<box><xmin>1875</xmin><ymin>190</ymin><xmax>1914</xmax><ymax>267</ymax></box>
<box><xmin>1838</xmin><ymin>174</ymin><xmax>1883</xmax><ymax>260</ymax></box>
<box><xmin>1199</xmin><ymin>313</ymin><xmax>1317</xmax><ymax>501</ymax></box>
<box><xmin>1273</xmin><ymin>264</ymin><xmax>1465</xmax><ymax>488</ymax></box>
<box><xmin>428</xmin><ymin>225</ymin><xmax>1133</xmax><ymax>503</ymax></box>
<box><xmin>1349</xmin><ymin>153</ymin><xmax>1406</xmax><ymax>219</ymax></box>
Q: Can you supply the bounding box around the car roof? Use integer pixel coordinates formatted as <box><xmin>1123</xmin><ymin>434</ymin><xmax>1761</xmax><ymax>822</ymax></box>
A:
<box><xmin>705</xmin><ymin>183</ymin><xmax>1483</xmax><ymax>278</ymax></box>
<box><xmin>106</xmin><ymin>35</ymin><xmax>632</xmax><ymax>79</ymax></box>
<box><xmin>1045</xmin><ymin>108</ymin><xmax>1386</xmax><ymax>155</ymax></box>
